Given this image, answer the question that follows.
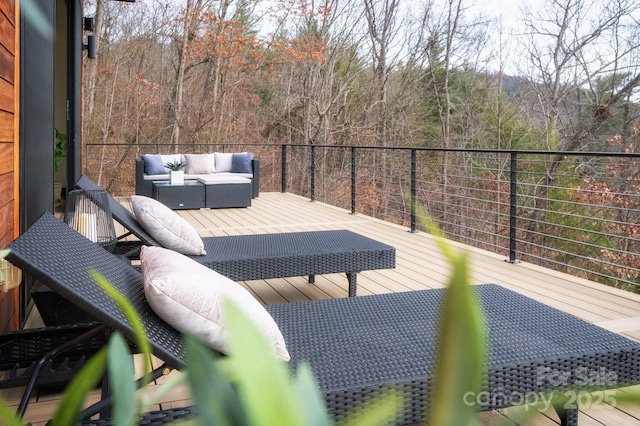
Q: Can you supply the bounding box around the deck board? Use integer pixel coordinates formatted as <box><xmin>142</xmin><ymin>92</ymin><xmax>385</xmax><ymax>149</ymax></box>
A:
<box><xmin>181</xmin><ymin>193</ymin><xmax>640</xmax><ymax>329</ymax></box>
<box><xmin>11</xmin><ymin>192</ymin><xmax>640</xmax><ymax>425</ymax></box>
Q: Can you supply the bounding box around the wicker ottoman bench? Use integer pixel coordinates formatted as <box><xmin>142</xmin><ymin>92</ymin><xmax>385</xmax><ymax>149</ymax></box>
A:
<box><xmin>197</xmin><ymin>175</ymin><xmax>252</xmax><ymax>208</ymax></box>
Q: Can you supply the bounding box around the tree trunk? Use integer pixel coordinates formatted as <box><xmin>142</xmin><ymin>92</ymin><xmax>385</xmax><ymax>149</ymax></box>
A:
<box><xmin>84</xmin><ymin>0</ymin><xmax>105</xmax><ymax>131</ymax></box>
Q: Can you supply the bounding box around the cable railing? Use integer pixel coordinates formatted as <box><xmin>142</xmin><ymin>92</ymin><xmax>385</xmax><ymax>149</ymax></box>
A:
<box><xmin>85</xmin><ymin>143</ymin><xmax>640</xmax><ymax>292</ymax></box>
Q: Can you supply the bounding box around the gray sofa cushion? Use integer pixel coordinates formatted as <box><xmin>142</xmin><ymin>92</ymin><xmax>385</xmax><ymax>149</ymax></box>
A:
<box><xmin>141</xmin><ymin>154</ymin><xmax>167</xmax><ymax>175</ymax></box>
<box><xmin>231</xmin><ymin>152</ymin><xmax>254</xmax><ymax>173</ymax></box>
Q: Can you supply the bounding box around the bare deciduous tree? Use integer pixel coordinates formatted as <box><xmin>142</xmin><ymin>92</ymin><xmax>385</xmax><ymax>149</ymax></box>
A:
<box><xmin>517</xmin><ymin>0</ymin><xmax>640</xmax><ymax>233</ymax></box>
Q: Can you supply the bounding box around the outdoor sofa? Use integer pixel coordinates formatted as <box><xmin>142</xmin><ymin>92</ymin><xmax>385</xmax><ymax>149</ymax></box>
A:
<box><xmin>135</xmin><ymin>152</ymin><xmax>260</xmax><ymax>198</ymax></box>
<box><xmin>6</xmin><ymin>213</ymin><xmax>640</xmax><ymax>425</ymax></box>
<box><xmin>76</xmin><ymin>175</ymin><xmax>395</xmax><ymax>297</ymax></box>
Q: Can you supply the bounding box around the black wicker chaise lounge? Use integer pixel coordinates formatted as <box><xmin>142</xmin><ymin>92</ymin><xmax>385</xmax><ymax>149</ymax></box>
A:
<box><xmin>0</xmin><ymin>322</ymin><xmax>106</xmax><ymax>389</ymax></box>
<box><xmin>75</xmin><ymin>175</ymin><xmax>395</xmax><ymax>297</ymax></box>
<box><xmin>7</xmin><ymin>213</ymin><xmax>640</xmax><ymax>425</ymax></box>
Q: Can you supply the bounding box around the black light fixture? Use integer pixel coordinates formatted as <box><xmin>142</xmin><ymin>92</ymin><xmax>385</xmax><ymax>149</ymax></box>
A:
<box><xmin>83</xmin><ymin>16</ymin><xmax>96</xmax><ymax>59</ymax></box>
<box><xmin>84</xmin><ymin>17</ymin><xmax>95</xmax><ymax>32</ymax></box>
<box><xmin>83</xmin><ymin>35</ymin><xmax>96</xmax><ymax>59</ymax></box>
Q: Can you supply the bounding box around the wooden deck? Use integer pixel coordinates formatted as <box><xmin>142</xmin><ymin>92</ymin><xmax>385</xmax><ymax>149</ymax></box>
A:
<box><xmin>9</xmin><ymin>192</ymin><xmax>640</xmax><ymax>424</ymax></box>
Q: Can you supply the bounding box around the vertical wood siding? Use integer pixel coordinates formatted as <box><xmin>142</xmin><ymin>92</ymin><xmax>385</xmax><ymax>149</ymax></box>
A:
<box><xmin>0</xmin><ymin>0</ymin><xmax>18</xmax><ymax>331</ymax></box>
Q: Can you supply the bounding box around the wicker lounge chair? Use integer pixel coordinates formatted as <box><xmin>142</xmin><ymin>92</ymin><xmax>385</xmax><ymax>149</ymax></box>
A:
<box><xmin>75</xmin><ymin>175</ymin><xmax>395</xmax><ymax>297</ymax></box>
<box><xmin>0</xmin><ymin>322</ymin><xmax>106</xmax><ymax>390</ymax></box>
<box><xmin>7</xmin><ymin>213</ymin><xmax>640</xmax><ymax>425</ymax></box>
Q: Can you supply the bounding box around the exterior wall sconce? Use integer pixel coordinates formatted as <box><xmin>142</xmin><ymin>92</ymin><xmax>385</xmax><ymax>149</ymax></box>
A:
<box><xmin>83</xmin><ymin>35</ymin><xmax>96</xmax><ymax>59</ymax></box>
<box><xmin>83</xmin><ymin>16</ymin><xmax>96</xmax><ymax>59</ymax></box>
<box><xmin>84</xmin><ymin>17</ymin><xmax>95</xmax><ymax>32</ymax></box>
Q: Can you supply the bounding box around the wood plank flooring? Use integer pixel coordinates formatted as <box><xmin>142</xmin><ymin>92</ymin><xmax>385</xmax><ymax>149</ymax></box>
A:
<box><xmin>171</xmin><ymin>193</ymin><xmax>640</xmax><ymax>338</ymax></box>
<box><xmin>7</xmin><ymin>192</ymin><xmax>640</xmax><ymax>425</ymax></box>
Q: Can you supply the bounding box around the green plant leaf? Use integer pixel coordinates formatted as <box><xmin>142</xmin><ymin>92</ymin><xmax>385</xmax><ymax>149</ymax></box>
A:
<box><xmin>90</xmin><ymin>270</ymin><xmax>153</xmax><ymax>383</ymax></box>
<box><xmin>184</xmin><ymin>334</ymin><xmax>248</xmax><ymax>426</ymax></box>
<box><xmin>307</xmin><ymin>362</ymin><xmax>402</xmax><ymax>426</ymax></box>
<box><xmin>108</xmin><ymin>332</ymin><xmax>138</xmax><ymax>426</ymax></box>
<box><xmin>164</xmin><ymin>160</ymin><xmax>186</xmax><ymax>171</ymax></box>
<box><xmin>608</xmin><ymin>387</ymin><xmax>640</xmax><ymax>404</ymax></box>
<box><xmin>51</xmin><ymin>346</ymin><xmax>107</xmax><ymax>426</ymax></box>
<box><xmin>339</xmin><ymin>387</ymin><xmax>402</xmax><ymax>426</ymax></box>
<box><xmin>223</xmin><ymin>299</ymin><xmax>305</xmax><ymax>426</ymax></box>
<box><xmin>138</xmin><ymin>369</ymin><xmax>187</xmax><ymax>409</ymax></box>
<box><xmin>0</xmin><ymin>399</ymin><xmax>25</xmax><ymax>426</ymax></box>
<box><xmin>291</xmin><ymin>363</ymin><xmax>332</xmax><ymax>426</ymax></box>
<box><xmin>422</xmin><ymin>214</ymin><xmax>487</xmax><ymax>426</ymax></box>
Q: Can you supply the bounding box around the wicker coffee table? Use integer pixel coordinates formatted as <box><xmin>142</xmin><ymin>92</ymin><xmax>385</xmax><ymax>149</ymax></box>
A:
<box><xmin>152</xmin><ymin>181</ymin><xmax>205</xmax><ymax>209</ymax></box>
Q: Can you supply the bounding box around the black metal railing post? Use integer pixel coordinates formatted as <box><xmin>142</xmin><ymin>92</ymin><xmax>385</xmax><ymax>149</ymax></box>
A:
<box><xmin>411</xmin><ymin>149</ymin><xmax>417</xmax><ymax>232</ymax></box>
<box><xmin>310</xmin><ymin>145</ymin><xmax>315</xmax><ymax>202</ymax></box>
<box><xmin>281</xmin><ymin>144</ymin><xmax>287</xmax><ymax>193</ymax></box>
<box><xmin>351</xmin><ymin>147</ymin><xmax>356</xmax><ymax>214</ymax></box>
<box><xmin>508</xmin><ymin>152</ymin><xmax>518</xmax><ymax>263</ymax></box>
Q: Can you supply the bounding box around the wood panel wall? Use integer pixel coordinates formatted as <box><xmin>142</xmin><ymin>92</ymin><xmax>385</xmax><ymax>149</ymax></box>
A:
<box><xmin>0</xmin><ymin>0</ymin><xmax>18</xmax><ymax>331</ymax></box>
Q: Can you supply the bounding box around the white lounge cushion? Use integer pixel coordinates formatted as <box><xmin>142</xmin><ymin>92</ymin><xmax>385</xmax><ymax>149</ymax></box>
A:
<box><xmin>213</xmin><ymin>152</ymin><xmax>234</xmax><ymax>173</ymax></box>
<box><xmin>142</xmin><ymin>173</ymin><xmax>252</xmax><ymax>181</ymax></box>
<box><xmin>215</xmin><ymin>172</ymin><xmax>253</xmax><ymax>179</ymax></box>
<box><xmin>143</xmin><ymin>173</ymin><xmax>171</xmax><ymax>180</ymax></box>
<box><xmin>131</xmin><ymin>195</ymin><xmax>206</xmax><ymax>255</ymax></box>
<box><xmin>141</xmin><ymin>246</ymin><xmax>290</xmax><ymax>361</ymax></box>
<box><xmin>197</xmin><ymin>175</ymin><xmax>251</xmax><ymax>185</ymax></box>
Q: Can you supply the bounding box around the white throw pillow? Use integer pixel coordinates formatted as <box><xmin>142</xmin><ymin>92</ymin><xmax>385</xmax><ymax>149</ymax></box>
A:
<box><xmin>214</xmin><ymin>152</ymin><xmax>234</xmax><ymax>173</ymax></box>
<box><xmin>131</xmin><ymin>195</ymin><xmax>206</xmax><ymax>255</ymax></box>
<box><xmin>184</xmin><ymin>154</ymin><xmax>216</xmax><ymax>174</ymax></box>
<box><xmin>141</xmin><ymin>246</ymin><xmax>290</xmax><ymax>361</ymax></box>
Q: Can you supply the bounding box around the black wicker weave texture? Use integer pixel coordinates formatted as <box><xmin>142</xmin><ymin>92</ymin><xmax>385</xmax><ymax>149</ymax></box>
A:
<box><xmin>9</xmin><ymin>213</ymin><xmax>640</xmax><ymax>425</ymax></box>
<box><xmin>152</xmin><ymin>181</ymin><xmax>206</xmax><ymax>210</ymax></box>
<box><xmin>7</xmin><ymin>213</ymin><xmax>187</xmax><ymax>369</ymax></box>
<box><xmin>0</xmin><ymin>323</ymin><xmax>107</xmax><ymax>389</ymax></box>
<box><xmin>203</xmin><ymin>181</ymin><xmax>252</xmax><ymax>208</ymax></box>
<box><xmin>0</xmin><ymin>323</ymin><xmax>104</xmax><ymax>370</ymax></box>
<box><xmin>77</xmin><ymin>175</ymin><xmax>396</xmax><ymax>296</ymax></box>
<box><xmin>81</xmin><ymin>407</ymin><xmax>198</xmax><ymax>425</ymax></box>
<box><xmin>267</xmin><ymin>284</ymin><xmax>640</xmax><ymax>424</ymax></box>
<box><xmin>198</xmin><ymin>230</ymin><xmax>396</xmax><ymax>282</ymax></box>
